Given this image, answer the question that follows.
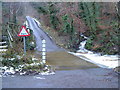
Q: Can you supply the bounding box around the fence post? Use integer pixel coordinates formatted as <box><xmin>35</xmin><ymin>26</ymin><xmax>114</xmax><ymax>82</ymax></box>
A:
<box><xmin>42</xmin><ymin>39</ymin><xmax>46</xmax><ymax>64</ymax></box>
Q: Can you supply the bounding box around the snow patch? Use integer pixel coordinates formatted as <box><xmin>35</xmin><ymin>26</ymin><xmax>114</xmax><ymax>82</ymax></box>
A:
<box><xmin>1</xmin><ymin>67</ymin><xmax>15</xmax><ymax>76</ymax></box>
<box><xmin>0</xmin><ymin>49</ymin><xmax>8</xmax><ymax>52</ymax></box>
<box><xmin>31</xmin><ymin>41</ymin><xmax>35</xmax><ymax>45</ymax></box>
<box><xmin>80</xmin><ymin>34</ymin><xmax>88</xmax><ymax>39</ymax></box>
<box><xmin>40</xmin><ymin>71</ymin><xmax>55</xmax><ymax>75</ymax></box>
<box><xmin>34</xmin><ymin>76</ymin><xmax>45</xmax><ymax>79</ymax></box>
<box><xmin>32</xmin><ymin>57</ymin><xmax>38</xmax><ymax>61</ymax></box>
<box><xmin>25</xmin><ymin>62</ymin><xmax>43</xmax><ymax>66</ymax></box>
<box><xmin>16</xmin><ymin>55</ymin><xmax>22</xmax><ymax>59</ymax></box>
<box><xmin>9</xmin><ymin>58</ymin><xmax>15</xmax><ymax>61</ymax></box>
<box><xmin>20</xmin><ymin>72</ymin><xmax>26</xmax><ymax>75</ymax></box>
<box><xmin>33</xmin><ymin>18</ymin><xmax>41</xmax><ymax>27</ymax></box>
<box><xmin>69</xmin><ymin>52</ymin><xmax>119</xmax><ymax>69</ymax></box>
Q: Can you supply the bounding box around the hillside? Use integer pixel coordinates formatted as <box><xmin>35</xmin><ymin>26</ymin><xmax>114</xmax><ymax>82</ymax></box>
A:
<box><xmin>1</xmin><ymin>2</ymin><xmax>119</xmax><ymax>56</ymax></box>
<box><xmin>30</xmin><ymin>2</ymin><xmax>119</xmax><ymax>55</ymax></box>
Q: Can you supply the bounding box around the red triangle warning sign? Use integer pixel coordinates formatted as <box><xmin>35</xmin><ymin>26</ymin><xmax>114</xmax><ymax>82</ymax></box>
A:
<box><xmin>18</xmin><ymin>26</ymin><xmax>30</xmax><ymax>37</ymax></box>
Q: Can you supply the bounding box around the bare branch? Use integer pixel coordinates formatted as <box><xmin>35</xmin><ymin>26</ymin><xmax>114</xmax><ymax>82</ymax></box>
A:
<box><xmin>16</xmin><ymin>2</ymin><xmax>21</xmax><ymax>14</ymax></box>
<box><xmin>10</xmin><ymin>3</ymin><xmax>13</xmax><ymax>14</ymax></box>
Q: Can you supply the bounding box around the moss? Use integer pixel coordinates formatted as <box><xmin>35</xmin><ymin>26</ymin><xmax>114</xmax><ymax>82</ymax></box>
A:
<box><xmin>85</xmin><ymin>39</ymin><xmax>93</xmax><ymax>50</ymax></box>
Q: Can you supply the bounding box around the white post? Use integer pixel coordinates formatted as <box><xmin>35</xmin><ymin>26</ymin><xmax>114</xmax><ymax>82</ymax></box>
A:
<box><xmin>42</xmin><ymin>39</ymin><xmax>46</xmax><ymax>64</ymax></box>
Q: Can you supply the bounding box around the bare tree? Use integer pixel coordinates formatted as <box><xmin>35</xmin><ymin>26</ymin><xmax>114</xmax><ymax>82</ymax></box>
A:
<box><xmin>9</xmin><ymin>2</ymin><xmax>21</xmax><ymax>23</ymax></box>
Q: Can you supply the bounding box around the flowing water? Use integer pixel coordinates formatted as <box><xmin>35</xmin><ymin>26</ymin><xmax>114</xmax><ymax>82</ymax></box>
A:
<box><xmin>46</xmin><ymin>51</ymin><xmax>98</xmax><ymax>70</ymax></box>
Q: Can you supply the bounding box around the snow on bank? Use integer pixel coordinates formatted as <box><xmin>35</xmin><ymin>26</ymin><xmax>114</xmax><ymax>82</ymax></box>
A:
<box><xmin>0</xmin><ymin>56</ymin><xmax>55</xmax><ymax>76</ymax></box>
<box><xmin>69</xmin><ymin>34</ymin><xmax>119</xmax><ymax>69</ymax></box>
<box><xmin>33</xmin><ymin>18</ymin><xmax>41</xmax><ymax>27</ymax></box>
<box><xmin>40</xmin><ymin>71</ymin><xmax>55</xmax><ymax>75</ymax></box>
<box><xmin>1</xmin><ymin>66</ymin><xmax>15</xmax><ymax>76</ymax></box>
<box><xmin>69</xmin><ymin>52</ymin><xmax>119</xmax><ymax>69</ymax></box>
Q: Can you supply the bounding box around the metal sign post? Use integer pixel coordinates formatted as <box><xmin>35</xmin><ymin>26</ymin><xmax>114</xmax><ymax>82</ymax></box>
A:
<box><xmin>23</xmin><ymin>37</ymin><xmax>26</xmax><ymax>55</ymax></box>
<box><xmin>18</xmin><ymin>25</ymin><xmax>30</xmax><ymax>55</ymax></box>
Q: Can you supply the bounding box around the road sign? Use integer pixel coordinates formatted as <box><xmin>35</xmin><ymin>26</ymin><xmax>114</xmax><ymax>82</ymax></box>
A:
<box><xmin>18</xmin><ymin>26</ymin><xmax>30</xmax><ymax>37</ymax></box>
<box><xmin>18</xmin><ymin>25</ymin><xmax>30</xmax><ymax>55</ymax></box>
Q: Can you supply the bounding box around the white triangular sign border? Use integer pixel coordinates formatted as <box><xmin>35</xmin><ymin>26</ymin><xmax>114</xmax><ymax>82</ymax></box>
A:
<box><xmin>18</xmin><ymin>26</ymin><xmax>30</xmax><ymax>36</ymax></box>
<box><xmin>19</xmin><ymin>27</ymin><xmax>29</xmax><ymax>35</ymax></box>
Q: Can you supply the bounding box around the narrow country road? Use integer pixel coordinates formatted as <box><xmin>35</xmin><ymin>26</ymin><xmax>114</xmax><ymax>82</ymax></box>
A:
<box><xmin>2</xmin><ymin>16</ymin><xmax>119</xmax><ymax>88</ymax></box>
<box><xmin>26</xmin><ymin>16</ymin><xmax>63</xmax><ymax>52</ymax></box>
